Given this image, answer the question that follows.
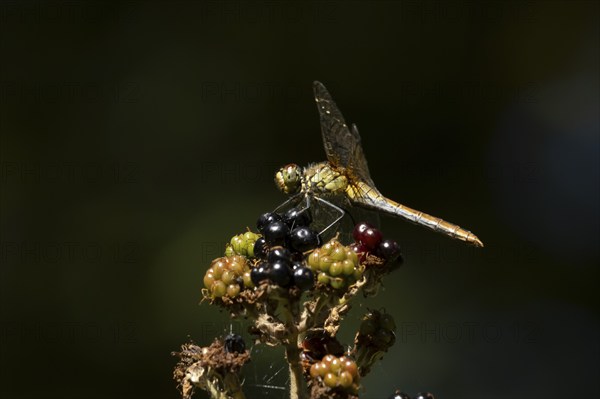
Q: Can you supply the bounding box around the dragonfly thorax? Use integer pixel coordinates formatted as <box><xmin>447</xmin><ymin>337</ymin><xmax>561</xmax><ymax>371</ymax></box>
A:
<box><xmin>275</xmin><ymin>162</ymin><xmax>349</xmax><ymax>196</ymax></box>
<box><xmin>302</xmin><ymin>162</ymin><xmax>348</xmax><ymax>195</ymax></box>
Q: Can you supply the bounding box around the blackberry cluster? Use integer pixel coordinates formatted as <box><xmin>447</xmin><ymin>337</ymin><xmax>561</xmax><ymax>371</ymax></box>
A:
<box><xmin>354</xmin><ymin>310</ymin><xmax>397</xmax><ymax>376</ymax></box>
<box><xmin>309</xmin><ymin>354</ymin><xmax>359</xmax><ymax>391</ymax></box>
<box><xmin>203</xmin><ymin>255</ymin><xmax>253</xmax><ymax>298</ymax></box>
<box><xmin>357</xmin><ymin>309</ymin><xmax>396</xmax><ymax>349</ymax></box>
<box><xmin>250</xmin><ymin>208</ymin><xmax>320</xmax><ymax>290</ymax></box>
<box><xmin>250</xmin><ymin>246</ymin><xmax>315</xmax><ymax>290</ymax></box>
<box><xmin>203</xmin><ymin>206</ymin><xmax>405</xmax><ymax>300</ymax></box>
<box><xmin>256</xmin><ymin>208</ymin><xmax>320</xmax><ymax>252</ymax></box>
<box><xmin>350</xmin><ymin>222</ymin><xmax>403</xmax><ymax>266</ymax></box>
<box><xmin>307</xmin><ymin>239</ymin><xmax>363</xmax><ymax>290</ymax></box>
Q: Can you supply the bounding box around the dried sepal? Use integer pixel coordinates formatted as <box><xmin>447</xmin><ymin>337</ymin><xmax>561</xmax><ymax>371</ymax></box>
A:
<box><xmin>172</xmin><ymin>338</ymin><xmax>250</xmax><ymax>399</ymax></box>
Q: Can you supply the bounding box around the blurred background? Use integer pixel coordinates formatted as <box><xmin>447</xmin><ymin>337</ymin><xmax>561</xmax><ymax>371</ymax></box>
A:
<box><xmin>0</xmin><ymin>1</ymin><xmax>598</xmax><ymax>398</ymax></box>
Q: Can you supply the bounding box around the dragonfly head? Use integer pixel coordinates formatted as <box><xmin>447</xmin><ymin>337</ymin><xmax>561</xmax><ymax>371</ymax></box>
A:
<box><xmin>275</xmin><ymin>164</ymin><xmax>302</xmax><ymax>195</ymax></box>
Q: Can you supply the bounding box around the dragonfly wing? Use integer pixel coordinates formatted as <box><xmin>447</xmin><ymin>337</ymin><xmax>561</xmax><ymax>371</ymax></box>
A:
<box><xmin>350</xmin><ymin>123</ymin><xmax>376</xmax><ymax>186</ymax></box>
<box><xmin>313</xmin><ymin>81</ymin><xmax>375</xmax><ymax>186</ymax></box>
<box><xmin>346</xmin><ymin>180</ymin><xmax>386</xmax><ymax>211</ymax></box>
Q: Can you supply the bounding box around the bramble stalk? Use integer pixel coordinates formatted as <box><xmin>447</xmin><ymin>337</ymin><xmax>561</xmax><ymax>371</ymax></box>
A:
<box><xmin>286</xmin><ymin>339</ymin><xmax>308</xmax><ymax>399</ymax></box>
<box><xmin>206</xmin><ymin>375</ymin><xmax>247</xmax><ymax>399</ymax></box>
<box><xmin>276</xmin><ymin>289</ymin><xmax>308</xmax><ymax>399</ymax></box>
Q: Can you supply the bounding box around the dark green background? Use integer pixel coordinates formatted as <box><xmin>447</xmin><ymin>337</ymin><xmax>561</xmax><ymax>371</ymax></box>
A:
<box><xmin>1</xmin><ymin>1</ymin><xmax>598</xmax><ymax>398</ymax></box>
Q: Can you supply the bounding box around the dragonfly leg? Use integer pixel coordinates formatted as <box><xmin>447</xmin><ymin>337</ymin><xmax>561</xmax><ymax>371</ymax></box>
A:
<box><xmin>290</xmin><ymin>196</ymin><xmax>315</xmax><ymax>229</ymax></box>
<box><xmin>284</xmin><ymin>195</ymin><xmax>313</xmax><ymax>229</ymax></box>
<box><xmin>297</xmin><ymin>194</ymin><xmax>311</xmax><ymax>214</ymax></box>
<box><xmin>340</xmin><ymin>205</ymin><xmax>357</xmax><ymax>226</ymax></box>
<box><xmin>273</xmin><ymin>193</ymin><xmax>305</xmax><ymax>213</ymax></box>
<box><xmin>313</xmin><ymin>196</ymin><xmax>346</xmax><ymax>237</ymax></box>
<box><xmin>273</xmin><ymin>194</ymin><xmax>314</xmax><ymax>229</ymax></box>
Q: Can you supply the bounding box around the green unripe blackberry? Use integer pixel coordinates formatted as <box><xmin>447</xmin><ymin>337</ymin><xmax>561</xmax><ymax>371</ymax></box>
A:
<box><xmin>330</xmin><ymin>357</ymin><xmax>342</xmax><ymax>373</ymax></box>
<box><xmin>309</xmin><ymin>362</ymin><xmax>327</xmax><ymax>378</ymax></box>
<box><xmin>221</xmin><ymin>270</ymin><xmax>234</xmax><ymax>285</ymax></box>
<box><xmin>211</xmin><ymin>280</ymin><xmax>226</xmax><ymax>297</ymax></box>
<box><xmin>340</xmin><ymin>356</ymin><xmax>358</xmax><ymax>378</ymax></box>
<box><xmin>346</xmin><ymin>249</ymin><xmax>359</xmax><ymax>265</ymax></box>
<box><xmin>329</xmin><ymin>261</ymin><xmax>343</xmax><ymax>276</ymax></box>
<box><xmin>330</xmin><ymin>246</ymin><xmax>346</xmax><ymax>261</ymax></box>
<box><xmin>319</xmin><ymin>255</ymin><xmax>333</xmax><ymax>272</ymax></box>
<box><xmin>308</xmin><ymin>238</ymin><xmax>363</xmax><ymax>291</ymax></box>
<box><xmin>203</xmin><ymin>272</ymin><xmax>215</xmax><ymax>288</ymax></box>
<box><xmin>226</xmin><ymin>231</ymin><xmax>261</xmax><ymax>257</ymax></box>
<box><xmin>242</xmin><ymin>271</ymin><xmax>253</xmax><ymax>288</ymax></box>
<box><xmin>226</xmin><ymin>284</ymin><xmax>240</xmax><ymax>297</ymax></box>
<box><xmin>342</xmin><ymin>259</ymin><xmax>355</xmax><ymax>275</ymax></box>
<box><xmin>324</xmin><ymin>373</ymin><xmax>337</xmax><ymax>388</ymax></box>
<box><xmin>320</xmin><ymin>241</ymin><xmax>334</xmax><ymax>255</ymax></box>
<box><xmin>339</xmin><ymin>371</ymin><xmax>353</xmax><ymax>388</ymax></box>
<box><xmin>230</xmin><ymin>235</ymin><xmax>245</xmax><ymax>254</ymax></box>
<box><xmin>309</xmin><ymin>354</ymin><xmax>359</xmax><ymax>392</ymax></box>
<box><xmin>212</xmin><ymin>259</ymin><xmax>226</xmax><ymax>279</ymax></box>
<box><xmin>330</xmin><ymin>278</ymin><xmax>345</xmax><ymax>289</ymax></box>
<box><xmin>317</xmin><ymin>272</ymin><xmax>330</xmax><ymax>284</ymax></box>
<box><xmin>203</xmin><ymin>255</ymin><xmax>251</xmax><ymax>299</ymax></box>
<box><xmin>308</xmin><ymin>251</ymin><xmax>320</xmax><ymax>269</ymax></box>
<box><xmin>243</xmin><ymin>231</ymin><xmax>257</xmax><ymax>242</ymax></box>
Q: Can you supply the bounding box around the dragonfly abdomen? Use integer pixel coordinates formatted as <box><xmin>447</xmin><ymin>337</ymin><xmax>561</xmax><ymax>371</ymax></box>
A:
<box><xmin>347</xmin><ymin>181</ymin><xmax>484</xmax><ymax>247</ymax></box>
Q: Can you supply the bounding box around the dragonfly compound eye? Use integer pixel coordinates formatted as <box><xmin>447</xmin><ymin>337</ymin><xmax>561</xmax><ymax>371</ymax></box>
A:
<box><xmin>275</xmin><ymin>164</ymin><xmax>302</xmax><ymax>194</ymax></box>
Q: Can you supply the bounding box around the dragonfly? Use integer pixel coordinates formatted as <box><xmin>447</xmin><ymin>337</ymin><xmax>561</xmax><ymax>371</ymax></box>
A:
<box><xmin>274</xmin><ymin>81</ymin><xmax>483</xmax><ymax>248</ymax></box>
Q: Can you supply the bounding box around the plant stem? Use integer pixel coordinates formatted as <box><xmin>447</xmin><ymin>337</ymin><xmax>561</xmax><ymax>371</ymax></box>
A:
<box><xmin>202</xmin><ymin>373</ymin><xmax>248</xmax><ymax>399</ymax></box>
<box><xmin>278</xmin><ymin>291</ymin><xmax>309</xmax><ymax>399</ymax></box>
<box><xmin>286</xmin><ymin>340</ymin><xmax>308</xmax><ymax>399</ymax></box>
<box><xmin>205</xmin><ymin>378</ymin><xmax>231</xmax><ymax>399</ymax></box>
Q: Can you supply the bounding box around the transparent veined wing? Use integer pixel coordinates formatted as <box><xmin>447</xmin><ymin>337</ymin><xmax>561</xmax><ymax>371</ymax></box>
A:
<box><xmin>313</xmin><ymin>81</ymin><xmax>376</xmax><ymax>187</ymax></box>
